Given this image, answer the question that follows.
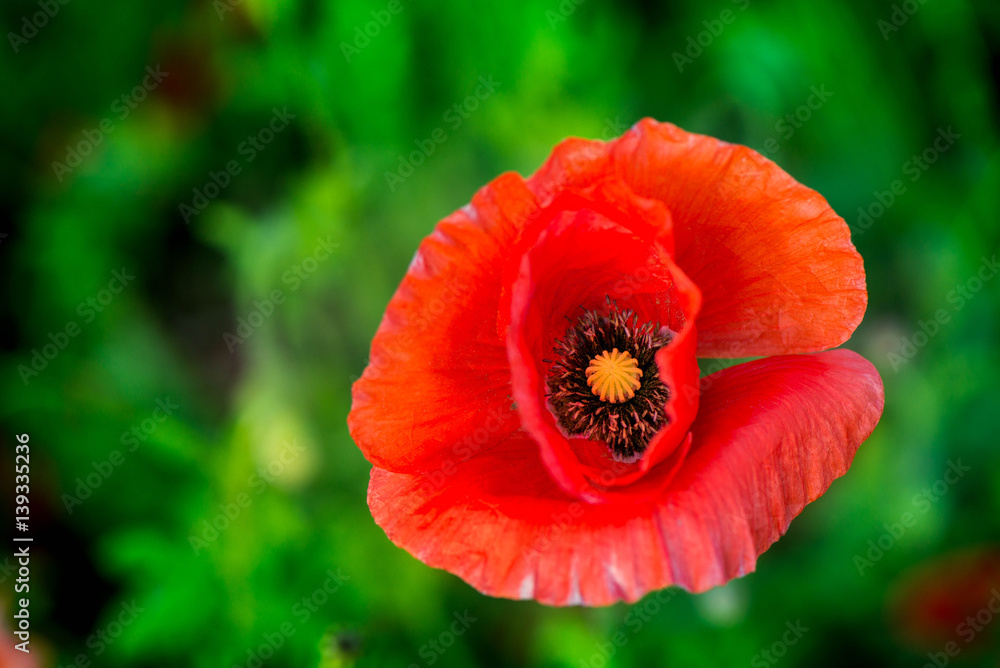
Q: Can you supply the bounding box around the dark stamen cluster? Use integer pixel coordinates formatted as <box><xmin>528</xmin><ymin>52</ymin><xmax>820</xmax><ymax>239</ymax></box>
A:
<box><xmin>546</xmin><ymin>300</ymin><xmax>673</xmax><ymax>461</ymax></box>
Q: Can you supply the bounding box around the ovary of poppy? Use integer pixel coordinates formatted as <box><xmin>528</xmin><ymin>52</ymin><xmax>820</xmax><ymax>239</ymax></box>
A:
<box><xmin>349</xmin><ymin>118</ymin><xmax>885</xmax><ymax>606</ymax></box>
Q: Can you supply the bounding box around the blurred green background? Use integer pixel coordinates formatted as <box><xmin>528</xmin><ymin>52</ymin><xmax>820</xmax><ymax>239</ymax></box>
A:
<box><xmin>2</xmin><ymin>0</ymin><xmax>999</xmax><ymax>666</ymax></box>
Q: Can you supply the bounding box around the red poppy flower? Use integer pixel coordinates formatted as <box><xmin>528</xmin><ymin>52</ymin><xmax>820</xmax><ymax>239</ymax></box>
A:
<box><xmin>349</xmin><ymin>119</ymin><xmax>884</xmax><ymax>606</ymax></box>
<box><xmin>887</xmin><ymin>546</ymin><xmax>1000</xmax><ymax>653</ymax></box>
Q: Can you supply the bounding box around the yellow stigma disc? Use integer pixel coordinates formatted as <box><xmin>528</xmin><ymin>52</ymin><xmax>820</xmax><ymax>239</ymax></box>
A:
<box><xmin>585</xmin><ymin>348</ymin><xmax>642</xmax><ymax>403</ymax></box>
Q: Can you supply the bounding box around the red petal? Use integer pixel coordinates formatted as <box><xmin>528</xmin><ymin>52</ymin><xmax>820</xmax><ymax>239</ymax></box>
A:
<box><xmin>525</xmin><ymin>121</ymin><xmax>868</xmax><ymax>357</ymax></box>
<box><xmin>527</xmin><ymin>136</ymin><xmax>613</xmax><ymax>203</ymax></box>
<box><xmin>888</xmin><ymin>546</ymin><xmax>1000</xmax><ymax>651</ymax></box>
<box><xmin>368</xmin><ymin>433</ymin><xmax>678</xmax><ymax>607</ymax></box>
<box><xmin>504</xmin><ymin>183</ymin><xmax>701</xmax><ymax>500</ymax></box>
<box><xmin>348</xmin><ymin>173</ymin><xmax>534</xmax><ymax>472</ymax></box>
<box><xmin>612</xmin><ymin>119</ymin><xmax>867</xmax><ymax>356</ymax></box>
<box><xmin>675</xmin><ymin>349</ymin><xmax>884</xmax><ymax>588</ymax></box>
<box><xmin>369</xmin><ymin>349</ymin><xmax>883</xmax><ymax>606</ymax></box>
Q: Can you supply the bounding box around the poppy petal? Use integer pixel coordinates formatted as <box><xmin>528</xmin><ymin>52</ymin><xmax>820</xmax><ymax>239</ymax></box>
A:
<box><xmin>527</xmin><ymin>136</ymin><xmax>613</xmax><ymax>203</ymax></box>
<box><xmin>673</xmin><ymin>348</ymin><xmax>885</xmax><ymax>589</ymax></box>
<box><xmin>368</xmin><ymin>349</ymin><xmax>883</xmax><ymax>605</ymax></box>
<box><xmin>348</xmin><ymin>173</ymin><xmax>536</xmax><ymax>472</ymax></box>
<box><xmin>612</xmin><ymin>119</ymin><xmax>867</xmax><ymax>357</ymax></box>
<box><xmin>505</xmin><ymin>195</ymin><xmax>701</xmax><ymax>500</ymax></box>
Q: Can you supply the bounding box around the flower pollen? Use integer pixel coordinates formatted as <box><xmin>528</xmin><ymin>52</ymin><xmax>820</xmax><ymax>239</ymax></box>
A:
<box><xmin>586</xmin><ymin>348</ymin><xmax>642</xmax><ymax>403</ymax></box>
<box><xmin>546</xmin><ymin>300</ymin><xmax>673</xmax><ymax>461</ymax></box>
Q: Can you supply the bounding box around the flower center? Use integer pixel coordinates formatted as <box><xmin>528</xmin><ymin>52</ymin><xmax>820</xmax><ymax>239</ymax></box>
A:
<box><xmin>546</xmin><ymin>300</ymin><xmax>673</xmax><ymax>461</ymax></box>
<box><xmin>586</xmin><ymin>348</ymin><xmax>642</xmax><ymax>403</ymax></box>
